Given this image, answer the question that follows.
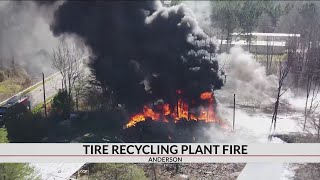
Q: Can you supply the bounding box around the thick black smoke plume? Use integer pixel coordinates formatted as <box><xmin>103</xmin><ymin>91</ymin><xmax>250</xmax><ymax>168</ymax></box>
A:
<box><xmin>51</xmin><ymin>1</ymin><xmax>223</xmax><ymax>112</ymax></box>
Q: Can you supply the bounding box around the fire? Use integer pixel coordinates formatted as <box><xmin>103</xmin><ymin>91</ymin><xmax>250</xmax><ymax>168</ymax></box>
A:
<box><xmin>174</xmin><ymin>99</ymin><xmax>189</xmax><ymax>121</ymax></box>
<box><xmin>200</xmin><ymin>92</ymin><xmax>214</xmax><ymax>101</ymax></box>
<box><xmin>162</xmin><ymin>104</ymin><xmax>170</xmax><ymax>115</ymax></box>
<box><xmin>126</xmin><ymin>91</ymin><xmax>218</xmax><ymax>128</ymax></box>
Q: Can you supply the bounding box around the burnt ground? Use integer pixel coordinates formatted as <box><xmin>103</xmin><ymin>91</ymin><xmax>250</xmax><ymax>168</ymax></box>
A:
<box><xmin>122</xmin><ymin>118</ymin><xmax>228</xmax><ymax>143</ymax></box>
<box><xmin>44</xmin><ymin>111</ymin><xmax>229</xmax><ymax>143</ymax></box>
<box><xmin>139</xmin><ymin>163</ymin><xmax>245</xmax><ymax>180</ymax></box>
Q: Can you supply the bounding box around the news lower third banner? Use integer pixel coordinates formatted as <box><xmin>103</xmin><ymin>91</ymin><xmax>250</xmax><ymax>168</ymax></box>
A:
<box><xmin>0</xmin><ymin>143</ymin><xmax>320</xmax><ymax>163</ymax></box>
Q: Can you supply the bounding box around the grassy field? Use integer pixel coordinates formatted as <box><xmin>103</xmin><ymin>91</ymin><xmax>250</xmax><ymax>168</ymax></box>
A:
<box><xmin>0</xmin><ymin>128</ymin><xmax>8</xmax><ymax>143</ymax></box>
<box><xmin>0</xmin><ymin>68</ymin><xmax>31</xmax><ymax>101</ymax></box>
<box><xmin>0</xmin><ymin>79</ymin><xmax>23</xmax><ymax>96</ymax></box>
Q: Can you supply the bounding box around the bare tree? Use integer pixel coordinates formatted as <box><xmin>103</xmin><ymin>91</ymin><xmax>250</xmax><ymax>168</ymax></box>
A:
<box><xmin>52</xmin><ymin>40</ymin><xmax>85</xmax><ymax>112</ymax></box>
<box><xmin>303</xmin><ymin>59</ymin><xmax>320</xmax><ymax>136</ymax></box>
<box><xmin>52</xmin><ymin>42</ymin><xmax>68</xmax><ymax>91</ymax></box>
<box><xmin>303</xmin><ymin>72</ymin><xmax>319</xmax><ymax>130</ymax></box>
<box><xmin>265</xmin><ymin>36</ymin><xmax>275</xmax><ymax>75</ymax></box>
<box><xmin>270</xmin><ymin>50</ymin><xmax>294</xmax><ymax>134</ymax></box>
<box><xmin>73</xmin><ymin>70</ymin><xmax>89</xmax><ymax>111</ymax></box>
<box><xmin>304</xmin><ymin>82</ymin><xmax>320</xmax><ymax>139</ymax></box>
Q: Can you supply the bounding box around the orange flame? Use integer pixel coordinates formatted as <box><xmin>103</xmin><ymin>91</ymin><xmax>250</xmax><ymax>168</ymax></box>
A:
<box><xmin>126</xmin><ymin>91</ymin><xmax>217</xmax><ymax>128</ymax></box>
<box><xmin>200</xmin><ymin>92</ymin><xmax>214</xmax><ymax>101</ymax></box>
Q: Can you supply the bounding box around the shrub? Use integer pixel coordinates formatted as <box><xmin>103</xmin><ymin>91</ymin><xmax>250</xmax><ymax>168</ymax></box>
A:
<box><xmin>90</xmin><ymin>164</ymin><xmax>147</xmax><ymax>180</ymax></box>
<box><xmin>51</xmin><ymin>89</ymin><xmax>73</xmax><ymax>120</ymax></box>
<box><xmin>4</xmin><ymin>104</ymin><xmax>48</xmax><ymax>142</ymax></box>
<box><xmin>0</xmin><ymin>163</ymin><xmax>40</xmax><ymax>180</ymax></box>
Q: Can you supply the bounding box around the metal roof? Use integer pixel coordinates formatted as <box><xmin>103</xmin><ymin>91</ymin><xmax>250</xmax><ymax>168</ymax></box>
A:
<box><xmin>219</xmin><ymin>40</ymin><xmax>286</xmax><ymax>47</ymax></box>
<box><xmin>231</xmin><ymin>32</ymin><xmax>300</xmax><ymax>37</ymax></box>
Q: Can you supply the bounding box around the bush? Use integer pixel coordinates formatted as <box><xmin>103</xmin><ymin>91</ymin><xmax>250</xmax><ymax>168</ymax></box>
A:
<box><xmin>0</xmin><ymin>128</ymin><xmax>8</xmax><ymax>143</ymax></box>
<box><xmin>90</xmin><ymin>164</ymin><xmax>147</xmax><ymax>180</ymax></box>
<box><xmin>51</xmin><ymin>89</ymin><xmax>73</xmax><ymax>120</ymax></box>
<box><xmin>4</xmin><ymin>104</ymin><xmax>48</xmax><ymax>142</ymax></box>
<box><xmin>0</xmin><ymin>163</ymin><xmax>40</xmax><ymax>180</ymax></box>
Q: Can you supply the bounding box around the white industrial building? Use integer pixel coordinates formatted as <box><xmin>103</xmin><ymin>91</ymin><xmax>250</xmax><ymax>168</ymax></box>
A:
<box><xmin>220</xmin><ymin>32</ymin><xmax>300</xmax><ymax>54</ymax></box>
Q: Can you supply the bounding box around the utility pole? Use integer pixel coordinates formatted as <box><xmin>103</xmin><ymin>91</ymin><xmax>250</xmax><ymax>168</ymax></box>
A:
<box><xmin>42</xmin><ymin>73</ymin><xmax>47</xmax><ymax>118</ymax></box>
<box><xmin>233</xmin><ymin>94</ymin><xmax>236</xmax><ymax>131</ymax></box>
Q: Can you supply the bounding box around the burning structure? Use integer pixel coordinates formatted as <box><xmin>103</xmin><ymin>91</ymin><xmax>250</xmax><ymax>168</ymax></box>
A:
<box><xmin>50</xmin><ymin>1</ymin><xmax>224</xmax><ymax>142</ymax></box>
<box><xmin>126</xmin><ymin>91</ymin><xmax>217</xmax><ymax>128</ymax></box>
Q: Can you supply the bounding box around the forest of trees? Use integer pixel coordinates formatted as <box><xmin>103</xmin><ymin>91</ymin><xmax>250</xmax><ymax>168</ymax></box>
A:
<box><xmin>169</xmin><ymin>1</ymin><xmax>320</xmax><ymax>135</ymax></box>
<box><xmin>207</xmin><ymin>0</ymin><xmax>320</xmax><ymax>135</ymax></box>
<box><xmin>171</xmin><ymin>1</ymin><xmax>320</xmax><ymax>80</ymax></box>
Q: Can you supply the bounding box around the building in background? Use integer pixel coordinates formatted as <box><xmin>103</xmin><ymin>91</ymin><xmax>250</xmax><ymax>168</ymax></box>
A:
<box><xmin>220</xmin><ymin>32</ymin><xmax>300</xmax><ymax>54</ymax></box>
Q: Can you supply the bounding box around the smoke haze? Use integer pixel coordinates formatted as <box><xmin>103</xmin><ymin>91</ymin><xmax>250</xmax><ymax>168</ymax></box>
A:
<box><xmin>0</xmin><ymin>1</ymin><xmax>87</xmax><ymax>80</ymax></box>
<box><xmin>181</xmin><ymin>1</ymin><xmax>213</xmax><ymax>34</ymax></box>
<box><xmin>217</xmin><ymin>47</ymin><xmax>278</xmax><ymax>107</ymax></box>
<box><xmin>0</xmin><ymin>1</ymin><xmax>62</xmax><ymax>78</ymax></box>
